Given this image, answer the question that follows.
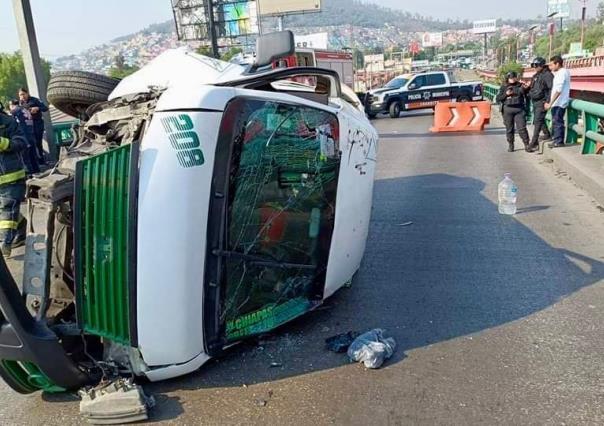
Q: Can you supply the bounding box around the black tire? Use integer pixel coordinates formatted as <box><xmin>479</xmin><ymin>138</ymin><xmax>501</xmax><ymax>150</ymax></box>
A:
<box><xmin>457</xmin><ymin>95</ymin><xmax>471</xmax><ymax>102</ymax></box>
<box><xmin>389</xmin><ymin>102</ymin><xmax>401</xmax><ymax>118</ymax></box>
<box><xmin>0</xmin><ymin>362</ymin><xmax>37</xmax><ymax>394</ymax></box>
<box><xmin>47</xmin><ymin>71</ymin><xmax>121</xmax><ymax>119</ymax></box>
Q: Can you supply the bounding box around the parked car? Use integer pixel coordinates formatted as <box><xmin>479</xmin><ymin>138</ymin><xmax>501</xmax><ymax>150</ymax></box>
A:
<box><xmin>0</xmin><ymin>32</ymin><xmax>378</xmax><ymax>397</ymax></box>
<box><xmin>364</xmin><ymin>70</ymin><xmax>484</xmax><ymax>118</ymax></box>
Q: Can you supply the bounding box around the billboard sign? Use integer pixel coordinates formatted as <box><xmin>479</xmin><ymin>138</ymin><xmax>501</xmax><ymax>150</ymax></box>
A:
<box><xmin>172</xmin><ymin>0</ymin><xmax>259</xmax><ymax>42</ymax></box>
<box><xmin>473</xmin><ymin>19</ymin><xmax>497</xmax><ymax>34</ymax></box>
<box><xmin>547</xmin><ymin>0</ymin><xmax>571</xmax><ymax>19</ymax></box>
<box><xmin>422</xmin><ymin>32</ymin><xmax>443</xmax><ymax>48</ymax></box>
<box><xmin>219</xmin><ymin>1</ymin><xmax>259</xmax><ymax>38</ymax></box>
<box><xmin>409</xmin><ymin>41</ymin><xmax>421</xmax><ymax>55</ymax></box>
<box><xmin>364</xmin><ymin>54</ymin><xmax>384</xmax><ymax>72</ymax></box>
<box><xmin>258</xmin><ymin>0</ymin><xmax>321</xmax><ymax>16</ymax></box>
<box><xmin>295</xmin><ymin>32</ymin><xmax>329</xmax><ymax>49</ymax></box>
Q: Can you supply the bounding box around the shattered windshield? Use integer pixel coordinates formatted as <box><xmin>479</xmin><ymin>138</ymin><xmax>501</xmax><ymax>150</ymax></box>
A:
<box><xmin>219</xmin><ymin>99</ymin><xmax>341</xmax><ymax>341</ymax></box>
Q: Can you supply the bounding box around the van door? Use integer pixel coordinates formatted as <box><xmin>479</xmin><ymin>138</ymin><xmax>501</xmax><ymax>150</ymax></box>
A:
<box><xmin>204</xmin><ymin>97</ymin><xmax>341</xmax><ymax>351</ymax></box>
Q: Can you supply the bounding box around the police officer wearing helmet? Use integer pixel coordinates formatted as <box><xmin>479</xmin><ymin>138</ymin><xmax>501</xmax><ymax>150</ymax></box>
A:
<box><xmin>527</xmin><ymin>57</ymin><xmax>553</xmax><ymax>150</ymax></box>
<box><xmin>496</xmin><ymin>71</ymin><xmax>531</xmax><ymax>152</ymax></box>
<box><xmin>0</xmin><ymin>102</ymin><xmax>28</xmax><ymax>257</ymax></box>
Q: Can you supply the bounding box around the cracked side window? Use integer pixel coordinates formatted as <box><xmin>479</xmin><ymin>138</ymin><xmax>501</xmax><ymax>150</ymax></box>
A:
<box><xmin>221</xmin><ymin>99</ymin><xmax>340</xmax><ymax>341</ymax></box>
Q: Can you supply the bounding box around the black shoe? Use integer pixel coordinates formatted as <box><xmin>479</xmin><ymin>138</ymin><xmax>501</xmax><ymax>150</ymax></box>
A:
<box><xmin>508</xmin><ymin>145</ymin><xmax>515</xmax><ymax>152</ymax></box>
<box><xmin>549</xmin><ymin>142</ymin><xmax>565</xmax><ymax>148</ymax></box>
<box><xmin>524</xmin><ymin>143</ymin><xmax>535</xmax><ymax>152</ymax></box>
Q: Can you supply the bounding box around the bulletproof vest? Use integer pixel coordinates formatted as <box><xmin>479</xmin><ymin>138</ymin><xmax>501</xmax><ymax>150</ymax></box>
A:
<box><xmin>529</xmin><ymin>71</ymin><xmax>551</xmax><ymax>101</ymax></box>
<box><xmin>504</xmin><ymin>84</ymin><xmax>525</xmax><ymax>107</ymax></box>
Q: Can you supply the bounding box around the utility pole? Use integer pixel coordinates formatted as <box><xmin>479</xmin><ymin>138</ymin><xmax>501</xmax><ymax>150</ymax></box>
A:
<box><xmin>580</xmin><ymin>0</ymin><xmax>588</xmax><ymax>49</ymax></box>
<box><xmin>12</xmin><ymin>0</ymin><xmax>58</xmax><ymax>161</ymax></box>
<box><xmin>205</xmin><ymin>0</ymin><xmax>219</xmax><ymax>58</ymax></box>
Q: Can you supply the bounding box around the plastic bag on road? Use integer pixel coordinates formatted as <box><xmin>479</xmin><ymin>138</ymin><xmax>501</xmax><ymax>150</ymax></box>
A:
<box><xmin>347</xmin><ymin>329</ymin><xmax>396</xmax><ymax>369</ymax></box>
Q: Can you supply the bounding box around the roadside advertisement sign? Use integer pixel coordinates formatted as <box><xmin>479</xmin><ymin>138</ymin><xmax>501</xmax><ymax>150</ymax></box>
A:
<box><xmin>295</xmin><ymin>32</ymin><xmax>329</xmax><ymax>49</ymax></box>
<box><xmin>173</xmin><ymin>0</ymin><xmax>259</xmax><ymax>41</ymax></box>
<box><xmin>411</xmin><ymin>60</ymin><xmax>430</xmax><ymax>68</ymax></box>
<box><xmin>409</xmin><ymin>41</ymin><xmax>421</xmax><ymax>55</ymax></box>
<box><xmin>364</xmin><ymin>54</ymin><xmax>385</xmax><ymax>72</ymax></box>
<box><xmin>422</xmin><ymin>32</ymin><xmax>443</xmax><ymax>48</ymax></box>
<box><xmin>258</xmin><ymin>0</ymin><xmax>321</xmax><ymax>16</ymax></box>
<box><xmin>547</xmin><ymin>0</ymin><xmax>571</xmax><ymax>19</ymax></box>
<box><xmin>473</xmin><ymin>19</ymin><xmax>497</xmax><ymax>34</ymax></box>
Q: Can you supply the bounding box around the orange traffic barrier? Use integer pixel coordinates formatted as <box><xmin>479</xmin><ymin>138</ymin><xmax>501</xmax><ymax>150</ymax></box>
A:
<box><xmin>430</xmin><ymin>101</ymin><xmax>492</xmax><ymax>133</ymax></box>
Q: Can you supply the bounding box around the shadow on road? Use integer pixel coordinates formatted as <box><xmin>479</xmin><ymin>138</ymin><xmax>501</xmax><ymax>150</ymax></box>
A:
<box><xmin>516</xmin><ymin>205</ymin><xmax>550</xmax><ymax>214</ymax></box>
<box><xmin>147</xmin><ymin>173</ymin><xmax>603</xmax><ymax>401</ymax></box>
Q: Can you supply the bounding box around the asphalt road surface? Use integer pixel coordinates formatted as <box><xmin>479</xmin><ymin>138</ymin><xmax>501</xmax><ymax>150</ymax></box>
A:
<box><xmin>1</xmin><ymin>112</ymin><xmax>603</xmax><ymax>425</ymax></box>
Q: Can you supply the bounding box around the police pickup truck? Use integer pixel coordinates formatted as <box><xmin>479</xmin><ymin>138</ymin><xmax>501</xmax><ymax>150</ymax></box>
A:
<box><xmin>365</xmin><ymin>70</ymin><xmax>483</xmax><ymax>118</ymax></box>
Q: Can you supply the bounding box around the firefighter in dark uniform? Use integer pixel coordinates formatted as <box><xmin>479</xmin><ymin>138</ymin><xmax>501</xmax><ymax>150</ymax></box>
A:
<box><xmin>528</xmin><ymin>57</ymin><xmax>553</xmax><ymax>150</ymax></box>
<box><xmin>496</xmin><ymin>71</ymin><xmax>532</xmax><ymax>152</ymax></box>
<box><xmin>0</xmin><ymin>103</ymin><xmax>28</xmax><ymax>257</ymax></box>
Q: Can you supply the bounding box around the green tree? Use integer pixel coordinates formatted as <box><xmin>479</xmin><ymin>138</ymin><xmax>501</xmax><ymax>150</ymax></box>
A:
<box><xmin>534</xmin><ymin>23</ymin><xmax>604</xmax><ymax>58</ymax></box>
<box><xmin>353</xmin><ymin>49</ymin><xmax>364</xmax><ymax>69</ymax></box>
<box><xmin>0</xmin><ymin>52</ymin><xmax>51</xmax><ymax>104</ymax></box>
<box><xmin>195</xmin><ymin>45</ymin><xmax>213</xmax><ymax>57</ymax></box>
<box><xmin>221</xmin><ymin>47</ymin><xmax>243</xmax><ymax>62</ymax></box>
<box><xmin>107</xmin><ymin>54</ymin><xmax>139</xmax><ymax>79</ymax></box>
<box><xmin>497</xmin><ymin>62</ymin><xmax>524</xmax><ymax>84</ymax></box>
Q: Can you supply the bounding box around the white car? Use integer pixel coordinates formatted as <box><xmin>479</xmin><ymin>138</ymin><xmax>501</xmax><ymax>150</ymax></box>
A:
<box><xmin>0</xmin><ymin>32</ymin><xmax>378</xmax><ymax>395</ymax></box>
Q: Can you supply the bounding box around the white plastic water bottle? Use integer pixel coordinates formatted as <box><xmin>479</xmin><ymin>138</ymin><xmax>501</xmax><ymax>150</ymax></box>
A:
<box><xmin>498</xmin><ymin>173</ymin><xmax>518</xmax><ymax>215</ymax></box>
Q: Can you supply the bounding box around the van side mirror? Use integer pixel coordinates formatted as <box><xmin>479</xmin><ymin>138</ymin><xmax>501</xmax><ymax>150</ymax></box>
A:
<box><xmin>408</xmin><ymin>83</ymin><xmax>418</xmax><ymax>90</ymax></box>
<box><xmin>253</xmin><ymin>31</ymin><xmax>295</xmax><ymax>69</ymax></box>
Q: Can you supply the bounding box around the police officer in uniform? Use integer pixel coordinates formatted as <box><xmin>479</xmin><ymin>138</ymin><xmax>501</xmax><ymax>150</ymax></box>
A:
<box><xmin>18</xmin><ymin>87</ymin><xmax>48</xmax><ymax>165</ymax></box>
<box><xmin>0</xmin><ymin>103</ymin><xmax>28</xmax><ymax>257</ymax></box>
<box><xmin>528</xmin><ymin>57</ymin><xmax>553</xmax><ymax>150</ymax></box>
<box><xmin>496</xmin><ymin>71</ymin><xmax>531</xmax><ymax>152</ymax></box>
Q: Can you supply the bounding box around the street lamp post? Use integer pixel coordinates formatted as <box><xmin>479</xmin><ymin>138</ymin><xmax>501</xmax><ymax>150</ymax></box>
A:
<box><xmin>547</xmin><ymin>12</ymin><xmax>559</xmax><ymax>58</ymax></box>
<box><xmin>579</xmin><ymin>0</ymin><xmax>588</xmax><ymax>49</ymax></box>
<box><xmin>528</xmin><ymin>24</ymin><xmax>538</xmax><ymax>61</ymax></box>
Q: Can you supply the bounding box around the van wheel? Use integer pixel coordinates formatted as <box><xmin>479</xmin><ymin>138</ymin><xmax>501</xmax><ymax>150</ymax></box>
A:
<box><xmin>389</xmin><ymin>102</ymin><xmax>401</xmax><ymax>118</ymax></box>
<box><xmin>457</xmin><ymin>95</ymin><xmax>471</xmax><ymax>103</ymax></box>
<box><xmin>47</xmin><ymin>71</ymin><xmax>121</xmax><ymax>119</ymax></box>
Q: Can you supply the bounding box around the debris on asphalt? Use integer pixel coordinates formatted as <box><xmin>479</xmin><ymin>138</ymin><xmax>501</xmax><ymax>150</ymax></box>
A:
<box><xmin>347</xmin><ymin>329</ymin><xmax>396</xmax><ymax>369</ymax></box>
<box><xmin>269</xmin><ymin>362</ymin><xmax>283</xmax><ymax>368</ymax></box>
<box><xmin>398</xmin><ymin>221</ymin><xmax>414</xmax><ymax>227</ymax></box>
<box><xmin>255</xmin><ymin>390</ymin><xmax>274</xmax><ymax>407</ymax></box>
<box><xmin>79</xmin><ymin>378</ymin><xmax>153</xmax><ymax>424</ymax></box>
<box><xmin>325</xmin><ymin>331</ymin><xmax>360</xmax><ymax>353</ymax></box>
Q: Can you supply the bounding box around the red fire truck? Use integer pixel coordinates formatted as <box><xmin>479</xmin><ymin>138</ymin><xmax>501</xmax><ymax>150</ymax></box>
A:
<box><xmin>274</xmin><ymin>48</ymin><xmax>354</xmax><ymax>87</ymax></box>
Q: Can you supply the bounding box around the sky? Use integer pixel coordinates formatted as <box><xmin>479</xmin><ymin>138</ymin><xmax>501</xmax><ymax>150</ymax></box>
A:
<box><xmin>0</xmin><ymin>0</ymin><xmax>599</xmax><ymax>57</ymax></box>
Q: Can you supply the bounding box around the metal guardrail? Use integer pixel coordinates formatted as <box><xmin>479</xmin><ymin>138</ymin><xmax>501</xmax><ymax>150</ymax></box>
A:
<box><xmin>567</xmin><ymin>100</ymin><xmax>604</xmax><ymax>155</ymax></box>
<box><xmin>483</xmin><ymin>83</ymin><xmax>499</xmax><ymax>103</ymax></box>
<box><xmin>483</xmin><ymin>82</ymin><xmax>604</xmax><ymax>155</ymax></box>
